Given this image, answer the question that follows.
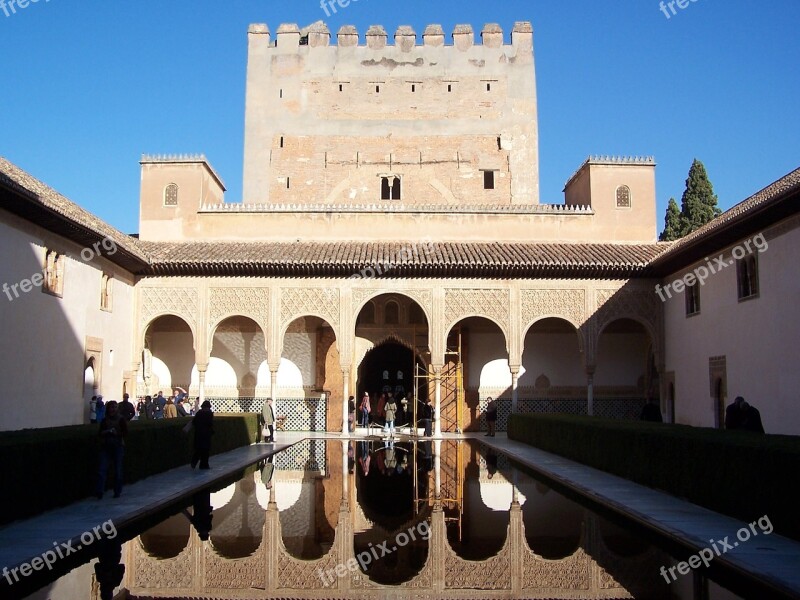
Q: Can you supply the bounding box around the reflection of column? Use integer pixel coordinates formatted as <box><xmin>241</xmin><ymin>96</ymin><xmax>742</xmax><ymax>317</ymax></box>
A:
<box><xmin>342</xmin><ymin>439</ymin><xmax>349</xmax><ymax>502</ymax></box>
<box><xmin>342</xmin><ymin>369</ymin><xmax>350</xmax><ymax>435</ymax></box>
<box><xmin>510</xmin><ymin>365</ymin><xmax>520</xmax><ymax>414</ymax></box>
<box><xmin>433</xmin><ymin>365</ymin><xmax>442</xmax><ymax>437</ymax></box>
<box><xmin>586</xmin><ymin>366</ymin><xmax>595</xmax><ymax>417</ymax></box>
<box><xmin>434</xmin><ymin>439</ymin><xmax>441</xmax><ymax>499</ymax></box>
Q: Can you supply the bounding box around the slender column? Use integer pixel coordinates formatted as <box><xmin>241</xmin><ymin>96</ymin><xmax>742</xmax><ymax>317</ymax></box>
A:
<box><xmin>510</xmin><ymin>365</ymin><xmax>520</xmax><ymax>414</ymax></box>
<box><xmin>270</xmin><ymin>367</ymin><xmax>279</xmax><ymax>404</ymax></box>
<box><xmin>197</xmin><ymin>365</ymin><xmax>207</xmax><ymax>407</ymax></box>
<box><xmin>434</xmin><ymin>439</ymin><xmax>442</xmax><ymax>499</ymax></box>
<box><xmin>341</xmin><ymin>438</ymin><xmax>349</xmax><ymax>502</ymax></box>
<box><xmin>586</xmin><ymin>366</ymin><xmax>595</xmax><ymax>416</ymax></box>
<box><xmin>433</xmin><ymin>364</ymin><xmax>443</xmax><ymax>437</ymax></box>
<box><xmin>342</xmin><ymin>369</ymin><xmax>350</xmax><ymax>435</ymax></box>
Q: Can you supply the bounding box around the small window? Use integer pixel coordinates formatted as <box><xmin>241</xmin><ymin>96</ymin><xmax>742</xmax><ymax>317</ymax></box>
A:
<box><xmin>736</xmin><ymin>255</ymin><xmax>759</xmax><ymax>300</ymax></box>
<box><xmin>380</xmin><ymin>176</ymin><xmax>401</xmax><ymax>201</ymax></box>
<box><xmin>280</xmin><ymin>136</ymin><xmax>284</xmax><ymax>148</ymax></box>
<box><xmin>384</xmin><ymin>301</ymin><xmax>400</xmax><ymax>325</ymax></box>
<box><xmin>101</xmin><ymin>273</ymin><xmax>113</xmax><ymax>312</ymax></box>
<box><xmin>376</xmin><ymin>85</ymin><xmax>380</xmax><ymax>93</ymax></box>
<box><xmin>339</xmin><ymin>84</ymin><xmax>343</xmax><ymax>92</ymax></box>
<box><xmin>616</xmin><ymin>185</ymin><xmax>631</xmax><ymax>208</ymax></box>
<box><xmin>43</xmin><ymin>250</ymin><xmax>65</xmax><ymax>297</ymax></box>
<box><xmin>411</xmin><ymin>84</ymin><xmax>416</xmax><ymax>93</ymax></box>
<box><xmin>685</xmin><ymin>282</ymin><xmax>700</xmax><ymax>316</ymax></box>
<box><xmin>286</xmin><ymin>177</ymin><xmax>290</xmax><ymax>189</ymax></box>
<box><xmin>447</xmin><ymin>84</ymin><xmax>452</xmax><ymax>93</ymax></box>
<box><xmin>164</xmin><ymin>183</ymin><xmax>179</xmax><ymax>207</ymax></box>
<box><xmin>483</xmin><ymin>170</ymin><xmax>496</xmax><ymax>190</ymax></box>
<box><xmin>279</xmin><ymin>89</ymin><xmax>283</xmax><ymax>99</ymax></box>
<box><xmin>486</xmin><ymin>83</ymin><xmax>491</xmax><ymax>92</ymax></box>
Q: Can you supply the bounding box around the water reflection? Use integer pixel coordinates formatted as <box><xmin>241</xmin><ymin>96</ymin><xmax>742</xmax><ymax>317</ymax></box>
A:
<box><xmin>92</xmin><ymin>439</ymin><xmax>744</xmax><ymax>599</ymax></box>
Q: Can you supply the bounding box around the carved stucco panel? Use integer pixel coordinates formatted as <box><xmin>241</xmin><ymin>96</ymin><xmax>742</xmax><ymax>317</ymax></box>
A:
<box><xmin>204</xmin><ymin>542</ymin><xmax>265</xmax><ymax>589</ymax></box>
<box><xmin>522</xmin><ymin>548</ymin><xmax>591</xmax><ymax>590</ymax></box>
<box><xmin>281</xmin><ymin>287</ymin><xmax>340</xmax><ymax>329</ymax></box>
<box><xmin>140</xmin><ymin>287</ymin><xmax>199</xmax><ymax>333</ymax></box>
<box><xmin>131</xmin><ymin>538</ymin><xmax>194</xmax><ymax>590</ymax></box>
<box><xmin>445</xmin><ymin>289</ymin><xmax>510</xmax><ymax>334</ymax></box>
<box><xmin>208</xmin><ymin>287</ymin><xmax>270</xmax><ymax>332</ymax></box>
<box><xmin>521</xmin><ymin>288</ymin><xmax>586</xmax><ymax>331</ymax></box>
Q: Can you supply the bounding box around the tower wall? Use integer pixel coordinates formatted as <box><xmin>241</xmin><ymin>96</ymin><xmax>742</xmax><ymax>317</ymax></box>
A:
<box><xmin>242</xmin><ymin>22</ymin><xmax>539</xmax><ymax>206</ymax></box>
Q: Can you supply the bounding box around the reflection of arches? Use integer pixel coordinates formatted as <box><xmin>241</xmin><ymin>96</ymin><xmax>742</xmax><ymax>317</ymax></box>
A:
<box><xmin>139</xmin><ymin>514</ymin><xmax>190</xmax><ymax>559</ymax></box>
<box><xmin>211</xmin><ymin>480</ymin><xmax>264</xmax><ymax>559</ymax></box>
<box><xmin>521</xmin><ymin>483</ymin><xmax>583</xmax><ymax>560</ymax></box>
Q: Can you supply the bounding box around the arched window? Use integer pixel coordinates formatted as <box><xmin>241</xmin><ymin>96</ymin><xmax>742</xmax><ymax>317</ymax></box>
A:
<box><xmin>384</xmin><ymin>301</ymin><xmax>400</xmax><ymax>325</ymax></box>
<box><xmin>164</xmin><ymin>183</ymin><xmax>179</xmax><ymax>207</ymax></box>
<box><xmin>737</xmin><ymin>255</ymin><xmax>759</xmax><ymax>300</ymax></box>
<box><xmin>100</xmin><ymin>274</ymin><xmax>113</xmax><ymax>311</ymax></box>
<box><xmin>43</xmin><ymin>249</ymin><xmax>65</xmax><ymax>297</ymax></box>
<box><xmin>685</xmin><ymin>281</ymin><xmax>700</xmax><ymax>316</ymax></box>
<box><xmin>616</xmin><ymin>185</ymin><xmax>631</xmax><ymax>208</ymax></box>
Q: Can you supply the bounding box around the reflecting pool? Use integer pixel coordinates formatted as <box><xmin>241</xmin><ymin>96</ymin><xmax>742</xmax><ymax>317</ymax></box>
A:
<box><xmin>24</xmin><ymin>439</ymin><xmax>748</xmax><ymax>599</ymax></box>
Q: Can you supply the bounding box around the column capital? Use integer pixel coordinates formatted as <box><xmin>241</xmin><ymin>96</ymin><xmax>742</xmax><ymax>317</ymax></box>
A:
<box><xmin>585</xmin><ymin>364</ymin><xmax>596</xmax><ymax>376</ymax></box>
<box><xmin>509</xmin><ymin>364</ymin><xmax>522</xmax><ymax>376</ymax></box>
<box><xmin>196</xmin><ymin>363</ymin><xmax>208</xmax><ymax>373</ymax></box>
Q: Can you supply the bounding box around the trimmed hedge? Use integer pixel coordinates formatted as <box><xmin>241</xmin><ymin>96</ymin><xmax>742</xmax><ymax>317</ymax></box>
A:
<box><xmin>508</xmin><ymin>413</ymin><xmax>800</xmax><ymax>542</ymax></box>
<box><xmin>0</xmin><ymin>413</ymin><xmax>259</xmax><ymax>526</ymax></box>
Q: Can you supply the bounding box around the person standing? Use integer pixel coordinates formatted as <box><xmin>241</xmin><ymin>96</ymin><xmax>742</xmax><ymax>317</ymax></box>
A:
<box><xmin>348</xmin><ymin>396</ymin><xmax>356</xmax><ymax>433</ymax></box>
<box><xmin>191</xmin><ymin>400</ymin><xmax>214</xmax><ymax>469</ymax></box>
<box><xmin>96</xmin><ymin>401</ymin><xmax>127</xmax><ymax>499</ymax></box>
<box><xmin>89</xmin><ymin>395</ymin><xmax>98</xmax><ymax>424</ymax></box>
<box><xmin>164</xmin><ymin>396</ymin><xmax>178</xmax><ymax>419</ymax></box>
<box><xmin>136</xmin><ymin>397</ymin><xmax>146</xmax><ymax>420</ymax></box>
<box><xmin>384</xmin><ymin>395</ymin><xmax>398</xmax><ymax>437</ymax></box>
<box><xmin>359</xmin><ymin>392</ymin><xmax>371</xmax><ymax>428</ymax></box>
<box><xmin>154</xmin><ymin>392</ymin><xmax>166</xmax><ymax>419</ymax></box>
<box><xmin>119</xmin><ymin>393</ymin><xmax>136</xmax><ymax>422</ymax></box>
<box><xmin>725</xmin><ymin>396</ymin><xmax>746</xmax><ymax>430</ymax></box>
<box><xmin>96</xmin><ymin>395</ymin><xmax>106</xmax><ymax>423</ymax></box>
<box><xmin>144</xmin><ymin>395</ymin><xmax>155</xmax><ymax>420</ymax></box>
<box><xmin>485</xmin><ymin>397</ymin><xmax>498</xmax><ymax>437</ymax></box>
<box><xmin>262</xmin><ymin>398</ymin><xmax>276</xmax><ymax>443</ymax></box>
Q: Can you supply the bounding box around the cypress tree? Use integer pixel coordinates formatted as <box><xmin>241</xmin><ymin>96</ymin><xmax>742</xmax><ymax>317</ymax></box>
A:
<box><xmin>659</xmin><ymin>197</ymin><xmax>684</xmax><ymax>241</ymax></box>
<box><xmin>658</xmin><ymin>159</ymin><xmax>721</xmax><ymax>241</ymax></box>
<box><xmin>679</xmin><ymin>159</ymin><xmax>721</xmax><ymax>233</ymax></box>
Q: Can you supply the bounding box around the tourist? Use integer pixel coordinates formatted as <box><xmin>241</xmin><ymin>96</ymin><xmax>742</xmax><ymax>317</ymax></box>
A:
<box><xmin>262</xmin><ymin>397</ymin><xmax>276</xmax><ymax>443</ymax></box>
<box><xmin>119</xmin><ymin>393</ymin><xmax>136</xmax><ymax>421</ymax></box>
<box><xmin>96</xmin><ymin>400</ymin><xmax>127</xmax><ymax>499</ymax></box>
<box><xmin>485</xmin><ymin>397</ymin><xmax>497</xmax><ymax>437</ymax></box>
<box><xmin>89</xmin><ymin>395</ymin><xmax>98</xmax><ymax>424</ymax></box>
<box><xmin>154</xmin><ymin>391</ymin><xmax>166</xmax><ymax>419</ymax></box>
<box><xmin>190</xmin><ymin>400</ymin><xmax>214</xmax><ymax>469</ymax></box>
<box><xmin>359</xmin><ymin>392</ymin><xmax>371</xmax><ymax>428</ymax></box>
<box><xmin>725</xmin><ymin>396</ymin><xmax>746</xmax><ymax>430</ymax></box>
<box><xmin>176</xmin><ymin>397</ymin><xmax>189</xmax><ymax>417</ymax></box>
<box><xmin>144</xmin><ymin>395</ymin><xmax>155</xmax><ymax>420</ymax></box>
<box><xmin>384</xmin><ymin>394</ymin><xmax>398</xmax><ymax>437</ymax></box>
<box><xmin>348</xmin><ymin>395</ymin><xmax>356</xmax><ymax>433</ymax></box>
<box><xmin>640</xmin><ymin>397</ymin><xmax>663</xmax><ymax>422</ymax></box>
<box><xmin>740</xmin><ymin>400</ymin><xmax>765</xmax><ymax>433</ymax></box>
<box><xmin>164</xmin><ymin>396</ymin><xmax>178</xmax><ymax>418</ymax></box>
<box><xmin>418</xmin><ymin>398</ymin><xmax>433</xmax><ymax>436</ymax></box>
<box><xmin>173</xmin><ymin>386</ymin><xmax>188</xmax><ymax>405</ymax></box>
<box><xmin>376</xmin><ymin>393</ymin><xmax>387</xmax><ymax>426</ymax></box>
<box><xmin>96</xmin><ymin>395</ymin><xmax>106</xmax><ymax>423</ymax></box>
<box><xmin>136</xmin><ymin>397</ymin><xmax>146</xmax><ymax>419</ymax></box>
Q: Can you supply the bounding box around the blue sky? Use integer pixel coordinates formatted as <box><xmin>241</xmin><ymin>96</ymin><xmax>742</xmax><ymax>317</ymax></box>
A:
<box><xmin>1</xmin><ymin>0</ymin><xmax>798</xmax><ymax>236</ymax></box>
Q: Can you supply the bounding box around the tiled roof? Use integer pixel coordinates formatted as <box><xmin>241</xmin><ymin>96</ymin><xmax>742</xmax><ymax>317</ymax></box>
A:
<box><xmin>0</xmin><ymin>157</ymin><xmax>149</xmax><ymax>271</ymax></box>
<box><xmin>139</xmin><ymin>240</ymin><xmax>668</xmax><ymax>279</ymax></box>
<box><xmin>650</xmin><ymin>166</ymin><xmax>800</xmax><ymax>274</ymax></box>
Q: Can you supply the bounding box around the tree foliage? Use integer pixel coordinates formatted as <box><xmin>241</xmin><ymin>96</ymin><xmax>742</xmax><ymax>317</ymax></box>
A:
<box><xmin>659</xmin><ymin>159</ymin><xmax>721</xmax><ymax>241</ymax></box>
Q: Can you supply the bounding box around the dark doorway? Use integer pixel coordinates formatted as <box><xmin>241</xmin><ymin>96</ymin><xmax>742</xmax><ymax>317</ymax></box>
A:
<box><xmin>358</xmin><ymin>343</ymin><xmax>428</xmax><ymax>419</ymax></box>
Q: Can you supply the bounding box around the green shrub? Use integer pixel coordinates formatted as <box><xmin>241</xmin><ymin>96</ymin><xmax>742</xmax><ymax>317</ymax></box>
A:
<box><xmin>0</xmin><ymin>413</ymin><xmax>259</xmax><ymax>526</ymax></box>
<box><xmin>508</xmin><ymin>413</ymin><xmax>800</xmax><ymax>542</ymax></box>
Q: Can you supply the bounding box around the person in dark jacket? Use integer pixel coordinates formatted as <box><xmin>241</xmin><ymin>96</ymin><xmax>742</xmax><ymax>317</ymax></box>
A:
<box><xmin>725</xmin><ymin>396</ymin><xmax>746</xmax><ymax>429</ymax></box>
<box><xmin>119</xmin><ymin>394</ymin><xmax>136</xmax><ymax>421</ymax></box>
<box><xmin>191</xmin><ymin>400</ymin><xmax>214</xmax><ymax>469</ymax></box>
<box><xmin>96</xmin><ymin>401</ymin><xmax>128</xmax><ymax>498</ymax></box>
<box><xmin>739</xmin><ymin>400</ymin><xmax>765</xmax><ymax>433</ymax></box>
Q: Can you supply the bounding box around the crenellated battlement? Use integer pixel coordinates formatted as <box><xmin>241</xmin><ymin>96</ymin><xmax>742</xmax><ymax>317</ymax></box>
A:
<box><xmin>247</xmin><ymin>21</ymin><xmax>533</xmax><ymax>51</ymax></box>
